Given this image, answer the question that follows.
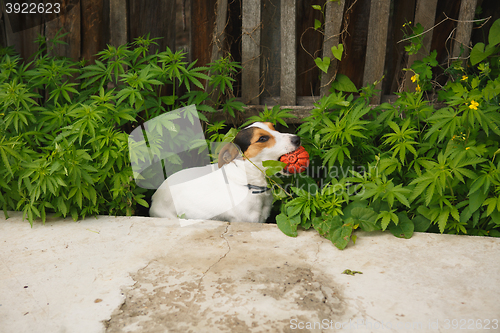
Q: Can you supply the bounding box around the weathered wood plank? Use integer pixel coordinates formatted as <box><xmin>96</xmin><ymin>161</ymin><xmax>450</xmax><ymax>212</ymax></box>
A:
<box><xmin>363</xmin><ymin>0</ymin><xmax>391</xmax><ymax>104</ymax></box>
<box><xmin>109</xmin><ymin>0</ymin><xmax>127</xmax><ymax>47</ymax></box>
<box><xmin>210</xmin><ymin>0</ymin><xmax>228</xmax><ymax>62</ymax></box>
<box><xmin>242</xmin><ymin>0</ymin><xmax>262</xmax><ymax>105</ymax></box>
<box><xmin>2</xmin><ymin>8</ymin><xmax>42</xmax><ymax>59</ymax></box>
<box><xmin>81</xmin><ymin>0</ymin><xmax>104</xmax><ymax>62</ymax></box>
<box><xmin>0</xmin><ymin>10</ymin><xmax>6</xmax><ymax>49</ymax></box>
<box><xmin>209</xmin><ymin>105</ymin><xmax>314</xmax><ymax>124</ymax></box>
<box><xmin>320</xmin><ymin>0</ymin><xmax>345</xmax><ymax>96</ymax></box>
<box><xmin>191</xmin><ymin>0</ymin><xmax>217</xmax><ymax>65</ymax></box>
<box><xmin>405</xmin><ymin>0</ymin><xmax>438</xmax><ymax>92</ymax></box>
<box><xmin>211</xmin><ymin>95</ymin><xmax>418</xmax><ymax>124</ymax></box>
<box><xmin>129</xmin><ymin>0</ymin><xmax>176</xmax><ymax>53</ymax></box>
<box><xmin>452</xmin><ymin>0</ymin><xmax>478</xmax><ymax>62</ymax></box>
<box><xmin>206</xmin><ymin>0</ymin><xmax>228</xmax><ymax>99</ymax></box>
<box><xmin>280</xmin><ymin>0</ymin><xmax>297</xmax><ymax>106</ymax></box>
<box><xmin>45</xmin><ymin>0</ymin><xmax>81</xmax><ymax>59</ymax></box>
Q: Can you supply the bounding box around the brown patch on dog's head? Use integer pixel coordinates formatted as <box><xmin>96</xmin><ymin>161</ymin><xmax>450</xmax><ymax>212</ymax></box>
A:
<box><xmin>239</xmin><ymin>127</ymin><xmax>276</xmax><ymax>159</ymax></box>
<box><xmin>262</xmin><ymin>122</ymin><xmax>276</xmax><ymax>131</ymax></box>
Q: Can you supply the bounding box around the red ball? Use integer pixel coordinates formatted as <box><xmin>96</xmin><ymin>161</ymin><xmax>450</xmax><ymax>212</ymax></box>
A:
<box><xmin>279</xmin><ymin>146</ymin><xmax>310</xmax><ymax>174</ymax></box>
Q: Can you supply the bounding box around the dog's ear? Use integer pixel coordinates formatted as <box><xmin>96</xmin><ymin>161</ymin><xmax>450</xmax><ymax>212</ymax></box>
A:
<box><xmin>218</xmin><ymin>143</ymin><xmax>241</xmax><ymax>168</ymax></box>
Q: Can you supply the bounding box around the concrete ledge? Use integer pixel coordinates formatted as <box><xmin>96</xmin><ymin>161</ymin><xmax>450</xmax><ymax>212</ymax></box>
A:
<box><xmin>1</xmin><ymin>212</ymin><xmax>499</xmax><ymax>332</ymax></box>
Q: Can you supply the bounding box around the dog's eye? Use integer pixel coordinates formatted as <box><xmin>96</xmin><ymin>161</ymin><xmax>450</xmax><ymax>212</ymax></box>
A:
<box><xmin>257</xmin><ymin>136</ymin><xmax>269</xmax><ymax>142</ymax></box>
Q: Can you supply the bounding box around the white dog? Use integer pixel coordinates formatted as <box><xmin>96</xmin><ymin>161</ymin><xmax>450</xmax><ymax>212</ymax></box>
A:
<box><xmin>149</xmin><ymin>122</ymin><xmax>301</xmax><ymax>223</ymax></box>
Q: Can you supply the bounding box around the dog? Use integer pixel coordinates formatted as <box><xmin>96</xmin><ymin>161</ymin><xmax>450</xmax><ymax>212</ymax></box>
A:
<box><xmin>149</xmin><ymin>122</ymin><xmax>301</xmax><ymax>223</ymax></box>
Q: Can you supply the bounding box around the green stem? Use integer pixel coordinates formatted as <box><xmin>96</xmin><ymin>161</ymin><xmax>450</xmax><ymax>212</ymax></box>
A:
<box><xmin>447</xmin><ymin>177</ymin><xmax>454</xmax><ymax>199</ymax></box>
<box><xmin>241</xmin><ymin>151</ymin><xmax>294</xmax><ymax>200</ymax></box>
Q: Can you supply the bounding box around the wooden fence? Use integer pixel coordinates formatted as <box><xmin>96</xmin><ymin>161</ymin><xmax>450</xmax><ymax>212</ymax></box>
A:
<box><xmin>1</xmin><ymin>0</ymin><xmax>498</xmax><ymax>108</ymax></box>
<box><xmin>230</xmin><ymin>0</ymin><xmax>495</xmax><ymax>106</ymax></box>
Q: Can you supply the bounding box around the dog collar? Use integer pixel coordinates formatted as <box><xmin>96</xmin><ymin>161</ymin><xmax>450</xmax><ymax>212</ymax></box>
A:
<box><xmin>246</xmin><ymin>184</ymin><xmax>271</xmax><ymax>194</ymax></box>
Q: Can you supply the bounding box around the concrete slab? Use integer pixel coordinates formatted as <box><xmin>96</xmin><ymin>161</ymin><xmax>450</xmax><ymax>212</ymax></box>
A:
<box><xmin>1</xmin><ymin>212</ymin><xmax>499</xmax><ymax>333</ymax></box>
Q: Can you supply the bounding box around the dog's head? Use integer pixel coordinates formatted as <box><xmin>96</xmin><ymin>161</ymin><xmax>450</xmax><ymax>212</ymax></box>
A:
<box><xmin>218</xmin><ymin>122</ymin><xmax>300</xmax><ymax>168</ymax></box>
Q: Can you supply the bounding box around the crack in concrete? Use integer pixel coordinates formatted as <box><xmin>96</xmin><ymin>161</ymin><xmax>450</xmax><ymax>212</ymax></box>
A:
<box><xmin>201</xmin><ymin>222</ymin><xmax>231</xmax><ymax>276</ymax></box>
<box><xmin>344</xmin><ymin>295</ymin><xmax>379</xmax><ymax>326</ymax></box>
<box><xmin>187</xmin><ymin>223</ymin><xmax>231</xmax><ymax>313</ymax></box>
<box><xmin>127</xmin><ymin>222</ymin><xmax>134</xmax><ymax>236</ymax></box>
<box><xmin>141</xmin><ymin>258</ymin><xmax>157</xmax><ymax>272</ymax></box>
<box><xmin>314</xmin><ymin>241</ymin><xmax>322</xmax><ymax>264</ymax></box>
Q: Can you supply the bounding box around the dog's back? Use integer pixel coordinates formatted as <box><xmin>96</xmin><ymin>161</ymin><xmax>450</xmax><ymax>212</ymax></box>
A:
<box><xmin>150</xmin><ymin>162</ymin><xmax>248</xmax><ymax>219</ymax></box>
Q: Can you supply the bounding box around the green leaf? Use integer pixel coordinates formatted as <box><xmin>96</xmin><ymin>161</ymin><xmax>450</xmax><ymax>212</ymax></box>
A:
<box><xmin>392</xmin><ymin>187</ymin><xmax>411</xmax><ymax>208</ymax></box>
<box><xmin>342</xmin><ymin>200</ymin><xmax>368</xmax><ymax>219</ymax></box>
<box><xmin>315</xmin><ymin>57</ymin><xmax>330</xmax><ymax>74</ymax></box>
<box><xmin>471</xmin><ymin>77</ymin><xmax>479</xmax><ymax>89</ymax></box>
<box><xmin>488</xmin><ymin>18</ymin><xmax>500</xmax><ymax>46</ymax></box>
<box><xmin>71</xmin><ymin>207</ymin><xmax>79</xmax><ymax>221</ymax></box>
<box><xmin>312</xmin><ymin>5</ymin><xmax>322</xmax><ymax>10</ymax></box>
<box><xmin>331</xmin><ymin>44</ymin><xmax>343</xmax><ymax>61</ymax></box>
<box><xmin>469</xmin><ymin>189</ymin><xmax>488</xmax><ymax>214</ymax></box>
<box><xmin>377</xmin><ymin>210</ymin><xmax>398</xmax><ymax>231</ymax></box>
<box><xmin>423</xmin><ymin>50</ymin><xmax>438</xmax><ymax>67</ymax></box>
<box><xmin>313</xmin><ymin>215</ymin><xmax>332</xmax><ymax>235</ymax></box>
<box><xmin>413</xmin><ymin>215</ymin><xmax>431</xmax><ymax>232</ymax></box>
<box><xmin>483</xmin><ymin>196</ymin><xmax>500</xmax><ymax>216</ymax></box>
<box><xmin>470</xmin><ymin>42</ymin><xmax>496</xmax><ymax>66</ymax></box>
<box><xmin>136</xmin><ymin>197</ymin><xmax>149</xmax><ymax>208</ymax></box>
<box><xmin>262</xmin><ymin>160</ymin><xmax>286</xmax><ymax>176</ymax></box>
<box><xmin>314</xmin><ymin>19</ymin><xmax>322</xmax><ymax>30</ymax></box>
<box><xmin>276</xmin><ymin>212</ymin><xmax>300</xmax><ymax>237</ymax></box>
<box><xmin>350</xmin><ymin>207</ymin><xmax>380</xmax><ymax>231</ymax></box>
<box><xmin>331</xmin><ymin>74</ymin><xmax>357</xmax><ymax>93</ymax></box>
<box><xmin>388</xmin><ymin>213</ymin><xmax>414</xmax><ymax>238</ymax></box>
<box><xmin>0</xmin><ymin>149</ymin><xmax>13</xmax><ymax>177</ymax></box>
<box><xmin>286</xmin><ymin>201</ymin><xmax>304</xmax><ymax>218</ymax></box>
<box><xmin>324</xmin><ymin>215</ymin><xmax>353</xmax><ymax>250</ymax></box>
<box><xmin>472</xmin><ymin>210</ymin><xmax>480</xmax><ymax>228</ymax></box>
<box><xmin>489</xmin><ymin>230</ymin><xmax>500</xmax><ymax>237</ymax></box>
<box><xmin>437</xmin><ymin>209</ymin><xmax>450</xmax><ymax>233</ymax></box>
<box><xmin>460</xmin><ymin>204</ymin><xmax>472</xmax><ymax>224</ymax></box>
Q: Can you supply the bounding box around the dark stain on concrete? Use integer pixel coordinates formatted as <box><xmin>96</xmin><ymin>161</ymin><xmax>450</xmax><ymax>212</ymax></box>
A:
<box><xmin>105</xmin><ymin>223</ymin><xmax>345</xmax><ymax>332</ymax></box>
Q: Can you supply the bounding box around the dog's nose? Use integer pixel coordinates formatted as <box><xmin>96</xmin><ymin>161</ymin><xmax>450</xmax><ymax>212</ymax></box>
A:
<box><xmin>291</xmin><ymin>135</ymin><xmax>301</xmax><ymax>147</ymax></box>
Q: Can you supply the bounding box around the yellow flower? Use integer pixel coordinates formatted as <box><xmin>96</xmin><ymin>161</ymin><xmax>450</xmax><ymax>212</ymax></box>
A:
<box><xmin>461</xmin><ymin>75</ymin><xmax>468</xmax><ymax>81</ymax></box>
<box><xmin>411</xmin><ymin>74</ymin><xmax>419</xmax><ymax>83</ymax></box>
<box><xmin>469</xmin><ymin>100</ymin><xmax>479</xmax><ymax>110</ymax></box>
<box><xmin>416</xmin><ymin>85</ymin><xmax>421</xmax><ymax>92</ymax></box>
<box><xmin>465</xmin><ymin>147</ymin><xmax>470</xmax><ymax>150</ymax></box>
